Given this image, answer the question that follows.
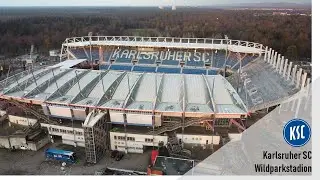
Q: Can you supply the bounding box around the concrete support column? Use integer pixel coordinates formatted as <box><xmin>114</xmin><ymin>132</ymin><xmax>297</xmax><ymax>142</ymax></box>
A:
<box><xmin>272</xmin><ymin>52</ymin><xmax>276</xmax><ymax>67</ymax></box>
<box><xmin>271</xmin><ymin>51</ymin><xmax>276</xmax><ymax>67</ymax></box>
<box><xmin>283</xmin><ymin>101</ymin><xmax>289</xmax><ymax>111</ymax></box>
<box><xmin>300</xmin><ymin>72</ymin><xmax>308</xmax><ymax>90</ymax></box>
<box><xmin>279</xmin><ymin>56</ymin><xmax>285</xmax><ymax>74</ymax></box>
<box><xmin>274</xmin><ymin>54</ymin><xmax>278</xmax><ymax>69</ymax></box>
<box><xmin>306</xmin><ymin>78</ymin><xmax>311</xmax><ymax>95</ymax></box>
<box><xmin>264</xmin><ymin>46</ymin><xmax>268</xmax><ymax>61</ymax></box>
<box><xmin>270</xmin><ymin>50</ymin><xmax>274</xmax><ymax>64</ymax></box>
<box><xmin>276</xmin><ymin>54</ymin><xmax>281</xmax><ymax>71</ymax></box>
<box><xmin>277</xmin><ymin>54</ymin><xmax>280</xmax><ymax>68</ymax></box>
<box><xmin>287</xmin><ymin>62</ymin><xmax>293</xmax><ymax>81</ymax></box>
<box><xmin>275</xmin><ymin>54</ymin><xmax>279</xmax><ymax>71</ymax></box>
<box><xmin>270</xmin><ymin>49</ymin><xmax>274</xmax><ymax>64</ymax></box>
<box><xmin>282</xmin><ymin>59</ymin><xmax>288</xmax><ymax>78</ymax></box>
<box><xmin>296</xmin><ymin>68</ymin><xmax>303</xmax><ymax>89</ymax></box>
<box><xmin>294</xmin><ymin>95</ymin><xmax>302</xmax><ymax>118</ymax></box>
<box><xmin>278</xmin><ymin>104</ymin><xmax>282</xmax><ymax>114</ymax></box>
<box><xmin>267</xmin><ymin>49</ymin><xmax>271</xmax><ymax>63</ymax></box>
<box><xmin>291</xmin><ymin>65</ymin><xmax>298</xmax><ymax>84</ymax></box>
<box><xmin>291</xmin><ymin>98</ymin><xmax>296</xmax><ymax>111</ymax></box>
<box><xmin>273</xmin><ymin>52</ymin><xmax>278</xmax><ymax>68</ymax></box>
<box><xmin>305</xmin><ymin>77</ymin><xmax>311</xmax><ymax>110</ymax></box>
<box><xmin>269</xmin><ymin>49</ymin><xmax>272</xmax><ymax>63</ymax></box>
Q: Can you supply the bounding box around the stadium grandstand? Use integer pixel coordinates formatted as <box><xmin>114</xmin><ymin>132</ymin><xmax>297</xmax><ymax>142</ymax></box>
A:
<box><xmin>68</xmin><ymin>45</ymin><xmax>258</xmax><ymax>75</ymax></box>
<box><xmin>0</xmin><ymin>36</ymin><xmax>310</xmax><ymax>164</ymax></box>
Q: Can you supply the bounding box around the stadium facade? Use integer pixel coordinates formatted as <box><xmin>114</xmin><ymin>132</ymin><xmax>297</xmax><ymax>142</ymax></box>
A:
<box><xmin>0</xmin><ymin>36</ymin><xmax>310</xmax><ymax>163</ymax></box>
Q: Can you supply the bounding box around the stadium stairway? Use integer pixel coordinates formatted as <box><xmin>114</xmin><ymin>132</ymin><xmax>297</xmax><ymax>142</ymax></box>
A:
<box><xmin>7</xmin><ymin>98</ymin><xmax>58</xmax><ymax>125</ymax></box>
<box><xmin>166</xmin><ymin>131</ymin><xmax>192</xmax><ymax>159</ymax></box>
<box><xmin>2</xmin><ymin>99</ymin><xmax>45</xmax><ymax>137</ymax></box>
<box><xmin>146</xmin><ymin>116</ymin><xmax>213</xmax><ymax>135</ymax></box>
<box><xmin>167</xmin><ymin>131</ymin><xmax>182</xmax><ymax>153</ymax></box>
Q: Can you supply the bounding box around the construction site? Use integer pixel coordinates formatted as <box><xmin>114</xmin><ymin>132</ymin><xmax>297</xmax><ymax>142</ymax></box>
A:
<box><xmin>0</xmin><ymin>36</ymin><xmax>310</xmax><ymax>175</ymax></box>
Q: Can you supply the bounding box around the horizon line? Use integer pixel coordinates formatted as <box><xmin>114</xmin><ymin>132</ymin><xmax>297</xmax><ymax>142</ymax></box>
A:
<box><xmin>0</xmin><ymin>2</ymin><xmax>312</xmax><ymax>8</ymax></box>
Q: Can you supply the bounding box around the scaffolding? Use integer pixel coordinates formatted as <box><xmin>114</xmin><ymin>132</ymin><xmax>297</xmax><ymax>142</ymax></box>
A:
<box><xmin>83</xmin><ymin>110</ymin><xmax>111</xmax><ymax>164</ymax></box>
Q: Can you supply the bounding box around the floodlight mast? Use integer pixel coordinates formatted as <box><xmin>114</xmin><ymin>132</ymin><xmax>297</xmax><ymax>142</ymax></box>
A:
<box><xmin>88</xmin><ymin>32</ymin><xmax>93</xmax><ymax>69</ymax></box>
<box><xmin>223</xmin><ymin>35</ymin><xmax>229</xmax><ymax>77</ymax></box>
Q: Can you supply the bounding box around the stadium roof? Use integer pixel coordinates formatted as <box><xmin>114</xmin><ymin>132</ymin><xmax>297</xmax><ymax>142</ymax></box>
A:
<box><xmin>51</xmin><ymin>59</ymin><xmax>87</xmax><ymax>68</ymax></box>
<box><xmin>0</xmin><ymin>66</ymin><xmax>248</xmax><ymax>115</ymax></box>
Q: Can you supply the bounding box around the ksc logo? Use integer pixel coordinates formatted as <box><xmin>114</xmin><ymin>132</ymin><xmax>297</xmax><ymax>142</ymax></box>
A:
<box><xmin>283</xmin><ymin>119</ymin><xmax>311</xmax><ymax>147</ymax></box>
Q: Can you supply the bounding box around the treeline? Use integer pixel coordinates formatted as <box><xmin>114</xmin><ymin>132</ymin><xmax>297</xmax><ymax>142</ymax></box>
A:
<box><xmin>0</xmin><ymin>8</ymin><xmax>311</xmax><ymax>61</ymax></box>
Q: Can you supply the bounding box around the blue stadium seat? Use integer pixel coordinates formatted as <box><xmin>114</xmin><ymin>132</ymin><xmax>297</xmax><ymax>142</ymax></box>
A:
<box><xmin>90</xmin><ymin>49</ymin><xmax>99</xmax><ymax>60</ymax></box>
<box><xmin>207</xmin><ymin>69</ymin><xmax>217</xmax><ymax>75</ymax></box>
<box><xmin>157</xmin><ymin>67</ymin><xmax>181</xmax><ymax>74</ymax></box>
<box><xmin>132</xmin><ymin>66</ymin><xmax>157</xmax><ymax>73</ymax></box>
<box><xmin>114</xmin><ymin>57</ymin><xmax>132</xmax><ymax>63</ymax></box>
<box><xmin>138</xmin><ymin>58</ymin><xmax>156</xmax><ymax>64</ymax></box>
<box><xmin>186</xmin><ymin>60</ymin><xmax>205</xmax><ymax>67</ymax></box>
<box><xmin>138</xmin><ymin>53</ymin><xmax>157</xmax><ymax>65</ymax></box>
<box><xmin>160</xmin><ymin>51</ymin><xmax>180</xmax><ymax>65</ymax></box>
<box><xmin>182</xmin><ymin>68</ymin><xmax>207</xmax><ymax>75</ymax></box>
<box><xmin>185</xmin><ymin>52</ymin><xmax>206</xmax><ymax>67</ymax></box>
<box><xmin>109</xmin><ymin>64</ymin><xmax>133</xmax><ymax>71</ymax></box>
<box><xmin>104</xmin><ymin>51</ymin><xmax>113</xmax><ymax>63</ymax></box>
<box><xmin>161</xmin><ymin>60</ymin><xmax>180</xmax><ymax>65</ymax></box>
<box><xmin>212</xmin><ymin>53</ymin><xmax>226</xmax><ymax>68</ymax></box>
<box><xmin>99</xmin><ymin>64</ymin><xmax>110</xmax><ymax>70</ymax></box>
<box><xmin>70</xmin><ymin>49</ymin><xmax>88</xmax><ymax>59</ymax></box>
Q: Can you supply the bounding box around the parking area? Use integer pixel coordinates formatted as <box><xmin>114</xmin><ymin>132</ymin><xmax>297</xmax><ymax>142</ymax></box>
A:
<box><xmin>0</xmin><ymin>142</ymin><xmax>151</xmax><ymax>175</ymax></box>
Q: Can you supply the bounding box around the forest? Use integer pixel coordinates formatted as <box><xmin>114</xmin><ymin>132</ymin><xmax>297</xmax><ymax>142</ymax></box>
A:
<box><xmin>0</xmin><ymin>7</ymin><xmax>311</xmax><ymax>61</ymax></box>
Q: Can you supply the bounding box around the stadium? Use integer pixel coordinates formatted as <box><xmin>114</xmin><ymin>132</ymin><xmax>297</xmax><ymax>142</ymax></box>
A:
<box><xmin>0</xmin><ymin>36</ymin><xmax>310</xmax><ymax>166</ymax></box>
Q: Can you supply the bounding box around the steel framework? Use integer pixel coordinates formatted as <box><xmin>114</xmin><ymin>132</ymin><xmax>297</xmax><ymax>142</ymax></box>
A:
<box><xmin>83</xmin><ymin>111</ymin><xmax>110</xmax><ymax>163</ymax></box>
<box><xmin>60</xmin><ymin>36</ymin><xmax>266</xmax><ymax>61</ymax></box>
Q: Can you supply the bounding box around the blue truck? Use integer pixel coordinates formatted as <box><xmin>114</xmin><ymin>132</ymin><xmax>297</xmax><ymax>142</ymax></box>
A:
<box><xmin>45</xmin><ymin>148</ymin><xmax>76</xmax><ymax>163</ymax></box>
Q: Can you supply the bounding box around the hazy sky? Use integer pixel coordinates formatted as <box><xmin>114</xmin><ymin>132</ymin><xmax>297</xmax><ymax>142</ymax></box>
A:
<box><xmin>0</xmin><ymin>0</ymin><xmax>312</xmax><ymax>7</ymax></box>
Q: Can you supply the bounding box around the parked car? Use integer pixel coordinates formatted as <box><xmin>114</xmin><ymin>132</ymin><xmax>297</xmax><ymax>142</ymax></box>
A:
<box><xmin>115</xmin><ymin>152</ymin><xmax>124</xmax><ymax>161</ymax></box>
<box><xmin>111</xmin><ymin>150</ymin><xmax>119</xmax><ymax>158</ymax></box>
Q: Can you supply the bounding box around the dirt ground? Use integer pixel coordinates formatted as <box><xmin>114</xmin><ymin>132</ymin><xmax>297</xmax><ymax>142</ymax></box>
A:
<box><xmin>0</xmin><ymin>142</ymin><xmax>150</xmax><ymax>175</ymax></box>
